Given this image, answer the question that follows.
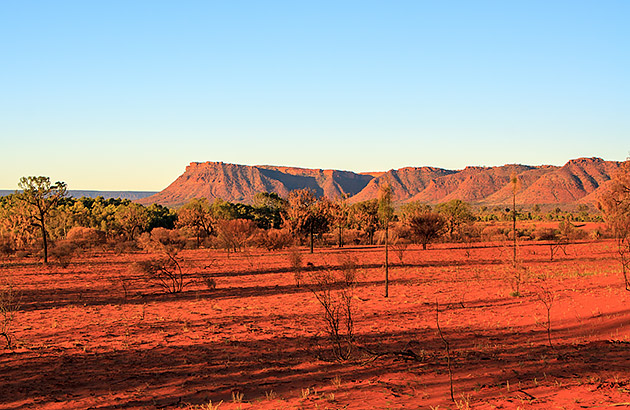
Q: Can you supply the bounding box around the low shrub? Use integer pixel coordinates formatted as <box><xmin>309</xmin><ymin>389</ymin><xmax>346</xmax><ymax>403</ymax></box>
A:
<box><xmin>257</xmin><ymin>228</ymin><xmax>293</xmax><ymax>251</ymax></box>
<box><xmin>135</xmin><ymin>229</ymin><xmax>187</xmax><ymax>293</ymax></box>
<box><xmin>66</xmin><ymin>226</ymin><xmax>106</xmax><ymax>248</ymax></box>
<box><xmin>49</xmin><ymin>239</ymin><xmax>78</xmax><ymax>268</ymax></box>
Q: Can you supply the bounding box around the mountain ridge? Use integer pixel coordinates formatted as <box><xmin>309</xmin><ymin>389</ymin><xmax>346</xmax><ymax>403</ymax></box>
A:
<box><xmin>138</xmin><ymin>158</ymin><xmax>622</xmax><ymax>208</ymax></box>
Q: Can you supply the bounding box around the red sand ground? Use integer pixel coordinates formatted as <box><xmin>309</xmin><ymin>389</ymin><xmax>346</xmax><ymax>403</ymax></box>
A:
<box><xmin>1</xmin><ymin>239</ymin><xmax>630</xmax><ymax>409</ymax></box>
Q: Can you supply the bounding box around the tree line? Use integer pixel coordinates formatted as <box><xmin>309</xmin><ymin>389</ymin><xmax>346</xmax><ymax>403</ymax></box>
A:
<box><xmin>0</xmin><ymin>176</ymin><xmax>608</xmax><ymax>264</ymax></box>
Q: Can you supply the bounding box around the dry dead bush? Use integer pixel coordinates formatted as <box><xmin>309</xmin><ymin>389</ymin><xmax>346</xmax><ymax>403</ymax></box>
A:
<box><xmin>390</xmin><ymin>234</ymin><xmax>410</xmax><ymax>265</ymax></box>
<box><xmin>135</xmin><ymin>229</ymin><xmax>187</xmax><ymax>294</ymax></box>
<box><xmin>342</xmin><ymin>228</ymin><xmax>362</xmax><ymax>245</ymax></box>
<box><xmin>133</xmin><ymin>256</ymin><xmax>185</xmax><ymax>294</ymax></box>
<box><xmin>198</xmin><ymin>259</ymin><xmax>218</xmax><ymax>290</ymax></box>
<box><xmin>0</xmin><ymin>274</ymin><xmax>20</xmax><ymax>349</ymax></box>
<box><xmin>506</xmin><ymin>260</ymin><xmax>529</xmax><ymax>297</ymax></box>
<box><xmin>287</xmin><ymin>248</ymin><xmax>303</xmax><ymax>286</ymax></box>
<box><xmin>307</xmin><ymin>255</ymin><xmax>358</xmax><ymax>361</ymax></box>
<box><xmin>201</xmin><ymin>274</ymin><xmax>217</xmax><ymax>290</ymax></box>
<box><xmin>531</xmin><ymin>274</ymin><xmax>556</xmax><ymax>350</ymax></box>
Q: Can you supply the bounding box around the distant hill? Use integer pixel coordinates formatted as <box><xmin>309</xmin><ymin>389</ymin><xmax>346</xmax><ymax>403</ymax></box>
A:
<box><xmin>138</xmin><ymin>157</ymin><xmax>622</xmax><ymax>208</ymax></box>
<box><xmin>0</xmin><ymin>190</ymin><xmax>158</xmax><ymax>201</ymax></box>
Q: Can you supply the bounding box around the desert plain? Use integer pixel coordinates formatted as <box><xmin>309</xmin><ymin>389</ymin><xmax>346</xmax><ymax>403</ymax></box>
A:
<box><xmin>2</xmin><ymin>230</ymin><xmax>630</xmax><ymax>409</ymax></box>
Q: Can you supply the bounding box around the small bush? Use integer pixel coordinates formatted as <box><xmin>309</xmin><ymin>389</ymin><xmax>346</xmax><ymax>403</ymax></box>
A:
<box><xmin>135</xmin><ymin>229</ymin><xmax>187</xmax><ymax>293</ymax></box>
<box><xmin>201</xmin><ymin>274</ymin><xmax>217</xmax><ymax>290</ymax></box>
<box><xmin>481</xmin><ymin>226</ymin><xmax>504</xmax><ymax>242</ymax></box>
<box><xmin>110</xmin><ymin>239</ymin><xmax>140</xmax><ymax>255</ymax></box>
<box><xmin>534</xmin><ymin>227</ymin><xmax>559</xmax><ymax>241</ymax></box>
<box><xmin>307</xmin><ymin>255</ymin><xmax>359</xmax><ymax>361</ymax></box>
<box><xmin>66</xmin><ymin>226</ymin><xmax>106</xmax><ymax>248</ymax></box>
<box><xmin>143</xmin><ymin>227</ymin><xmax>186</xmax><ymax>249</ymax></box>
<box><xmin>288</xmin><ymin>248</ymin><xmax>303</xmax><ymax>286</ymax></box>
<box><xmin>133</xmin><ymin>256</ymin><xmax>185</xmax><ymax>294</ymax></box>
<box><xmin>49</xmin><ymin>239</ymin><xmax>78</xmax><ymax>268</ymax></box>
<box><xmin>257</xmin><ymin>228</ymin><xmax>293</xmax><ymax>251</ymax></box>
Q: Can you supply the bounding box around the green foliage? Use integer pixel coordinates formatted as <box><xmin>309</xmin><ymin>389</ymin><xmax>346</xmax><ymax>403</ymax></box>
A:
<box><xmin>283</xmin><ymin>189</ymin><xmax>331</xmax><ymax>251</ymax></box>
<box><xmin>146</xmin><ymin>203</ymin><xmax>177</xmax><ymax>230</ymax></box>
<box><xmin>115</xmin><ymin>203</ymin><xmax>149</xmax><ymax>240</ymax></box>
<box><xmin>398</xmin><ymin>201</ymin><xmax>432</xmax><ymax>221</ymax></box>
<box><xmin>17</xmin><ymin>176</ymin><xmax>67</xmax><ymax>264</ymax></box>
<box><xmin>349</xmin><ymin>199</ymin><xmax>379</xmax><ymax>245</ymax></box>
<box><xmin>404</xmin><ymin>208</ymin><xmax>446</xmax><ymax>250</ymax></box>
<box><xmin>252</xmin><ymin>192</ymin><xmax>287</xmax><ymax>229</ymax></box>
<box><xmin>177</xmin><ymin>198</ymin><xmax>214</xmax><ymax>247</ymax></box>
<box><xmin>435</xmin><ymin>199</ymin><xmax>475</xmax><ymax>240</ymax></box>
<box><xmin>377</xmin><ymin>184</ymin><xmax>394</xmax><ymax>227</ymax></box>
<box><xmin>599</xmin><ymin>159</ymin><xmax>630</xmax><ymax>290</ymax></box>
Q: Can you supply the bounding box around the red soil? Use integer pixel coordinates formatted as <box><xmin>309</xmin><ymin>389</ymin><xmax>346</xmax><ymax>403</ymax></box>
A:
<box><xmin>2</xmin><ymin>240</ymin><xmax>630</xmax><ymax>409</ymax></box>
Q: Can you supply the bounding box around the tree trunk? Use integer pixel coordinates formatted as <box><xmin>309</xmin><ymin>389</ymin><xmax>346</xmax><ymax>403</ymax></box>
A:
<box><xmin>309</xmin><ymin>225</ymin><xmax>314</xmax><ymax>254</ymax></box>
<box><xmin>338</xmin><ymin>225</ymin><xmax>343</xmax><ymax>248</ymax></box>
<box><xmin>512</xmin><ymin>190</ymin><xmax>517</xmax><ymax>265</ymax></box>
<box><xmin>41</xmin><ymin>216</ymin><xmax>48</xmax><ymax>265</ymax></box>
<box><xmin>385</xmin><ymin>224</ymin><xmax>389</xmax><ymax>298</ymax></box>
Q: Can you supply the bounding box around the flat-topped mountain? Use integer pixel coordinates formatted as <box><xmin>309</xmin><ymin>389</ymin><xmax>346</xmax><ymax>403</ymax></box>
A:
<box><xmin>138</xmin><ymin>158</ymin><xmax>622</xmax><ymax>208</ymax></box>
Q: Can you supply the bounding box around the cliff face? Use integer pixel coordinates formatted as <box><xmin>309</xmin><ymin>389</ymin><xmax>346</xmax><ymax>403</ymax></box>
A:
<box><xmin>138</xmin><ymin>158</ymin><xmax>621</xmax><ymax>207</ymax></box>
<box><xmin>139</xmin><ymin>162</ymin><xmax>374</xmax><ymax>207</ymax></box>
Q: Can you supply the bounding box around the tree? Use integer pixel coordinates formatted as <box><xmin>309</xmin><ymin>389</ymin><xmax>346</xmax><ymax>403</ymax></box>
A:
<box><xmin>146</xmin><ymin>203</ymin><xmax>177</xmax><ymax>231</ymax></box>
<box><xmin>509</xmin><ymin>174</ymin><xmax>521</xmax><ymax>265</ymax></box>
<box><xmin>0</xmin><ymin>194</ymin><xmax>37</xmax><ymax>254</ymax></box>
<box><xmin>435</xmin><ymin>199</ymin><xmax>475</xmax><ymax>241</ymax></box>
<box><xmin>330</xmin><ymin>196</ymin><xmax>350</xmax><ymax>248</ymax></box>
<box><xmin>115</xmin><ymin>203</ymin><xmax>149</xmax><ymax>240</ymax></box>
<box><xmin>406</xmin><ymin>209</ymin><xmax>446</xmax><ymax>250</ymax></box>
<box><xmin>215</xmin><ymin>219</ymin><xmax>258</xmax><ymax>254</ymax></box>
<box><xmin>378</xmin><ymin>184</ymin><xmax>395</xmax><ymax>298</ymax></box>
<box><xmin>177</xmin><ymin>198</ymin><xmax>214</xmax><ymax>247</ymax></box>
<box><xmin>599</xmin><ymin>159</ymin><xmax>630</xmax><ymax>290</ymax></box>
<box><xmin>17</xmin><ymin>176</ymin><xmax>67</xmax><ymax>264</ymax></box>
<box><xmin>284</xmin><ymin>189</ymin><xmax>317</xmax><ymax>251</ymax></box>
<box><xmin>211</xmin><ymin>198</ymin><xmax>239</xmax><ymax>220</ymax></box>
<box><xmin>283</xmin><ymin>189</ymin><xmax>330</xmax><ymax>253</ymax></box>
<box><xmin>349</xmin><ymin>199</ymin><xmax>379</xmax><ymax>245</ymax></box>
<box><xmin>252</xmin><ymin>192</ymin><xmax>287</xmax><ymax>229</ymax></box>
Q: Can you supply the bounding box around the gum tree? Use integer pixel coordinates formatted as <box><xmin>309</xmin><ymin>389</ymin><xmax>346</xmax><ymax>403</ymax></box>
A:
<box><xmin>378</xmin><ymin>184</ymin><xmax>394</xmax><ymax>298</ymax></box>
<box><xmin>599</xmin><ymin>159</ymin><xmax>630</xmax><ymax>290</ymax></box>
<box><xmin>177</xmin><ymin>198</ymin><xmax>214</xmax><ymax>247</ymax></box>
<box><xmin>17</xmin><ymin>176</ymin><xmax>67</xmax><ymax>264</ymax></box>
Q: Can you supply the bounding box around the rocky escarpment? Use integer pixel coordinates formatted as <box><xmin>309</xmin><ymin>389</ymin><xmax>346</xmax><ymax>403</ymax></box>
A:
<box><xmin>138</xmin><ymin>157</ymin><xmax>621</xmax><ymax>207</ymax></box>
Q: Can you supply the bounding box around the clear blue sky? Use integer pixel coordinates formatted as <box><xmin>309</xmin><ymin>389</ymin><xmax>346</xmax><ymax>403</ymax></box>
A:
<box><xmin>1</xmin><ymin>1</ymin><xmax>628</xmax><ymax>190</ymax></box>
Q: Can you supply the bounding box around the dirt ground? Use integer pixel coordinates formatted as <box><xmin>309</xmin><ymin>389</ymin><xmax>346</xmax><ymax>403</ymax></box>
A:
<box><xmin>2</xmin><ymin>239</ymin><xmax>630</xmax><ymax>409</ymax></box>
